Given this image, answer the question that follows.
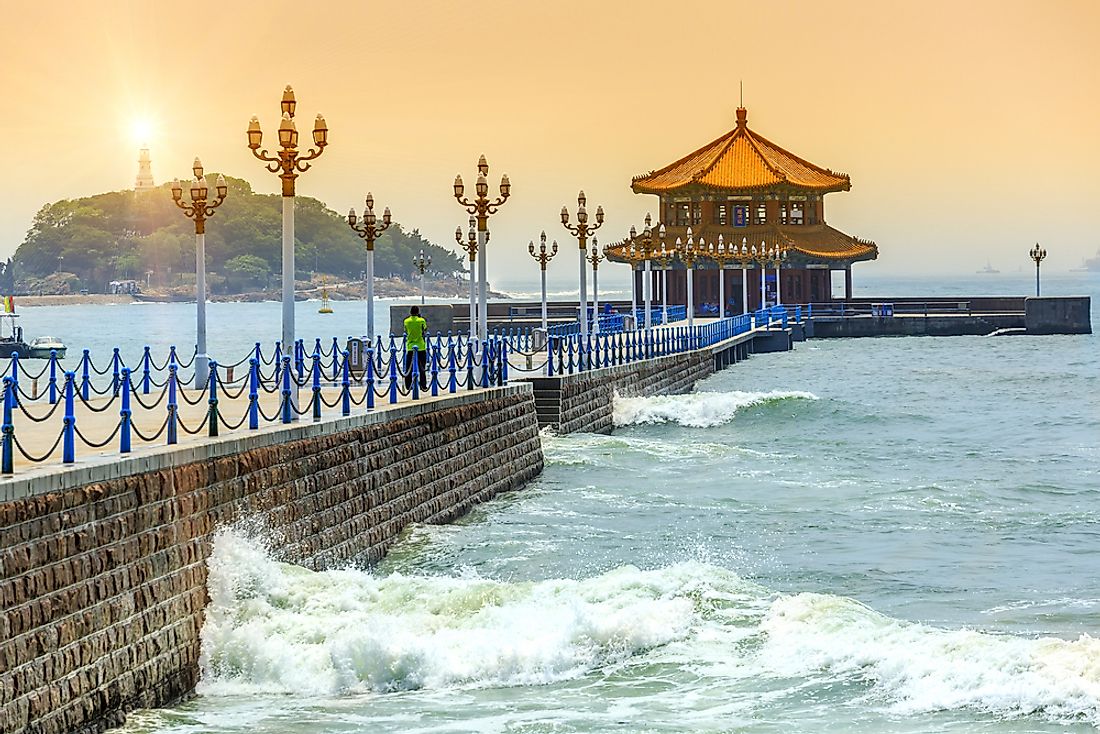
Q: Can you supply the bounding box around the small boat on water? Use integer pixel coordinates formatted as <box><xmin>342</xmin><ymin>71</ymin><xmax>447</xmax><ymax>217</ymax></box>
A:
<box><xmin>27</xmin><ymin>336</ymin><xmax>67</xmax><ymax>359</ymax></box>
<box><xmin>977</xmin><ymin>261</ymin><xmax>1000</xmax><ymax>274</ymax></box>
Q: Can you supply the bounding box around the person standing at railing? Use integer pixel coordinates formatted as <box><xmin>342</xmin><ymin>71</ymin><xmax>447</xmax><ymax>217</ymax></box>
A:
<box><xmin>403</xmin><ymin>306</ymin><xmax>429</xmax><ymax>392</ymax></box>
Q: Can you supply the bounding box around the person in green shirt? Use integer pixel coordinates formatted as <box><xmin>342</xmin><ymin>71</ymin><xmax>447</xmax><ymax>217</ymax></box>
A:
<box><xmin>403</xmin><ymin>306</ymin><xmax>429</xmax><ymax>391</ymax></box>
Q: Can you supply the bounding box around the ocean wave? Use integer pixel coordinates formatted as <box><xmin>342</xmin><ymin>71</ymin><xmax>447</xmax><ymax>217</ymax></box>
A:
<box><xmin>199</xmin><ymin>531</ymin><xmax>1100</xmax><ymax>724</ymax></box>
<box><xmin>613</xmin><ymin>390</ymin><xmax>818</xmax><ymax>428</ymax></box>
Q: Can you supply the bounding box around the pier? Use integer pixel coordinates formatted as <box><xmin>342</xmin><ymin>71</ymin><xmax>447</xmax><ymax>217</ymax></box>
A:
<box><xmin>0</xmin><ymin>297</ymin><xmax>1089</xmax><ymax>734</ymax></box>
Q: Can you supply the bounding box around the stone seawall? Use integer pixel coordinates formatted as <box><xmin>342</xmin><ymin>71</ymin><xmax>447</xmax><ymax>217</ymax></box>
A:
<box><xmin>526</xmin><ymin>349</ymin><xmax>730</xmax><ymax>434</ymax></box>
<box><xmin>0</xmin><ymin>386</ymin><xmax>543</xmax><ymax>734</ymax></box>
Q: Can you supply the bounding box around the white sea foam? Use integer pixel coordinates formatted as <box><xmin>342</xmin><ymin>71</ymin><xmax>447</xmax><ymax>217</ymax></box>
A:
<box><xmin>613</xmin><ymin>390</ymin><xmax>818</xmax><ymax>428</ymax></box>
<box><xmin>199</xmin><ymin>531</ymin><xmax>1100</xmax><ymax>724</ymax></box>
<box><xmin>759</xmin><ymin>592</ymin><xmax>1100</xmax><ymax>722</ymax></box>
<box><xmin>199</xmin><ymin>531</ymin><xmax>722</xmax><ymax>696</ymax></box>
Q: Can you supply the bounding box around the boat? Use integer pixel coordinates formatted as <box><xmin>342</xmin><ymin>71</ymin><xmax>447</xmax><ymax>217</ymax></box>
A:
<box><xmin>0</xmin><ymin>314</ymin><xmax>29</xmax><ymax>359</ymax></box>
<box><xmin>27</xmin><ymin>336</ymin><xmax>67</xmax><ymax>359</ymax></box>
<box><xmin>318</xmin><ymin>277</ymin><xmax>334</xmax><ymax>314</ymax></box>
<box><xmin>977</xmin><ymin>261</ymin><xmax>999</xmax><ymax>274</ymax></box>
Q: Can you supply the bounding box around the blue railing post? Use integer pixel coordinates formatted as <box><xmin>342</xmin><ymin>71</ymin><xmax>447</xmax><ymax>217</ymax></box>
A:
<box><xmin>431</xmin><ymin>344</ymin><xmax>440</xmax><ymax>397</ymax></box>
<box><xmin>10</xmin><ymin>353</ymin><xmax>19</xmax><ymax>408</ymax></box>
<box><xmin>466</xmin><ymin>343</ymin><xmax>475</xmax><ymax>391</ymax></box>
<box><xmin>500</xmin><ymin>341</ymin><xmax>509</xmax><ymax>384</ymax></box>
<box><xmin>120</xmin><ymin>368</ymin><xmax>132</xmax><ymax>454</ymax></box>
<box><xmin>80</xmin><ymin>349</ymin><xmax>90</xmax><ymax>401</ymax></box>
<box><xmin>207</xmin><ymin>361</ymin><xmax>219</xmax><ymax>437</ymax></box>
<box><xmin>167</xmin><ymin>366</ymin><xmax>178</xmax><ymax>445</ymax></box>
<box><xmin>448</xmin><ymin>340</ymin><xmax>458</xmax><ymax>392</ymax></box>
<box><xmin>481</xmin><ymin>342</ymin><xmax>490</xmax><ymax>388</ymax></box>
<box><xmin>63</xmin><ymin>372</ymin><xmax>76</xmax><ymax>462</ymax></box>
<box><xmin>111</xmin><ymin>348</ymin><xmax>120</xmax><ymax>397</ymax></box>
<box><xmin>141</xmin><ymin>346</ymin><xmax>151</xmax><ymax>395</ymax></box>
<box><xmin>389</xmin><ymin>351</ymin><xmax>399</xmax><ymax>404</ymax></box>
<box><xmin>364</xmin><ymin>349</ymin><xmax>375</xmax><ymax>410</ymax></box>
<box><xmin>2</xmin><ymin>377</ymin><xmax>13</xmax><ymax>474</ymax></box>
<box><xmin>331</xmin><ymin>337</ymin><xmax>340</xmax><ymax>380</ymax></box>
<box><xmin>411</xmin><ymin>347</ymin><xmax>420</xmax><ymax>400</ymax></box>
<box><xmin>311</xmin><ymin>351</ymin><xmax>322</xmax><ymax>421</ymax></box>
<box><xmin>546</xmin><ymin>337</ymin><xmax>555</xmax><ymax>377</ymax></box>
<box><xmin>273</xmin><ymin>341</ymin><xmax>282</xmax><ymax>384</ymax></box>
<box><xmin>342</xmin><ymin>350</ymin><xmax>353</xmax><ymax>415</ymax></box>
<box><xmin>48</xmin><ymin>350</ymin><xmax>58</xmax><ymax>405</ymax></box>
<box><xmin>248</xmin><ymin>358</ymin><xmax>259</xmax><ymax>430</ymax></box>
<box><xmin>281</xmin><ymin>356</ymin><xmax>293</xmax><ymax>424</ymax></box>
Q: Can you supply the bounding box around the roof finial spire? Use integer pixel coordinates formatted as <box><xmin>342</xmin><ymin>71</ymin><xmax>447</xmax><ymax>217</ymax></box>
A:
<box><xmin>740</xmin><ymin>79</ymin><xmax>743</xmax><ymax>108</ymax></box>
<box><xmin>736</xmin><ymin>81</ymin><xmax>747</xmax><ymax>128</ymax></box>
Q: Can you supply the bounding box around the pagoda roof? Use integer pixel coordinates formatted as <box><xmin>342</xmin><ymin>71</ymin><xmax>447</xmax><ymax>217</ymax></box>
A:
<box><xmin>606</xmin><ymin>223</ymin><xmax>877</xmax><ymax>265</ymax></box>
<box><xmin>631</xmin><ymin>108</ymin><xmax>851</xmax><ymax>195</ymax></box>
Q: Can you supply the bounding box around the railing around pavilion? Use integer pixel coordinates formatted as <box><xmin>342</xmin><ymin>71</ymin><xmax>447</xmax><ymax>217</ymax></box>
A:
<box><xmin>0</xmin><ymin>305</ymin><xmax>800</xmax><ymax>474</ymax></box>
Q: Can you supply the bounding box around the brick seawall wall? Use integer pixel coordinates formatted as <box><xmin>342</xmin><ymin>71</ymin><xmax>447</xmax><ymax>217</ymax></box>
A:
<box><xmin>0</xmin><ymin>386</ymin><xmax>543</xmax><ymax>734</ymax></box>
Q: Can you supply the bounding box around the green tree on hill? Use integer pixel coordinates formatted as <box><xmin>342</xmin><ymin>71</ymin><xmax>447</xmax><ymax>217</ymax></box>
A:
<box><xmin>14</xmin><ymin>176</ymin><xmax>465</xmax><ymax>292</ymax></box>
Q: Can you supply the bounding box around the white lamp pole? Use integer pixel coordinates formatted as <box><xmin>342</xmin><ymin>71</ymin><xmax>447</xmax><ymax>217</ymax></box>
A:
<box><xmin>455</xmin><ymin>218</ymin><xmax>479</xmax><ymax>341</ymax></box>
<box><xmin>527</xmin><ymin>231</ymin><xmax>558</xmax><ymax>332</ymax></box>
<box><xmin>561</xmin><ymin>191</ymin><xmax>605</xmax><ymax>343</ymax></box>
<box><xmin>347</xmin><ymin>193</ymin><xmax>392</xmax><ymax>345</ymax></box>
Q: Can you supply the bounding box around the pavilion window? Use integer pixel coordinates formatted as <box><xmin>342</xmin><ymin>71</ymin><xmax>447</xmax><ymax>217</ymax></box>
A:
<box><xmin>715</xmin><ymin>204</ymin><xmax>728</xmax><ymax>225</ymax></box>
<box><xmin>675</xmin><ymin>203</ymin><xmax>691</xmax><ymax>227</ymax></box>
<box><xmin>780</xmin><ymin>203</ymin><xmax>789</xmax><ymax>225</ymax></box>
<box><xmin>691</xmin><ymin>202</ymin><xmax>702</xmax><ymax>226</ymax></box>
<box><xmin>791</xmin><ymin>203</ymin><xmax>804</xmax><ymax>225</ymax></box>
<box><xmin>754</xmin><ymin>202</ymin><xmax>767</xmax><ymax>225</ymax></box>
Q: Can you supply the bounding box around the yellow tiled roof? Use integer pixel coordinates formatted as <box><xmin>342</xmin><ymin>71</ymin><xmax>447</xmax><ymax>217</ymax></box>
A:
<box><xmin>632</xmin><ymin>108</ymin><xmax>851</xmax><ymax>194</ymax></box>
<box><xmin>606</xmin><ymin>224</ymin><xmax>877</xmax><ymax>264</ymax></box>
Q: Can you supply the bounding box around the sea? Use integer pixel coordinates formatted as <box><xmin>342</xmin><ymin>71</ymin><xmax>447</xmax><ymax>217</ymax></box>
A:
<box><xmin>24</xmin><ymin>272</ymin><xmax>1098</xmax><ymax>733</ymax></box>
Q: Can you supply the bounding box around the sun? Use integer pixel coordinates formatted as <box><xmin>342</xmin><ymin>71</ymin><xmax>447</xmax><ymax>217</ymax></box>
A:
<box><xmin>130</xmin><ymin>118</ymin><xmax>154</xmax><ymax>144</ymax></box>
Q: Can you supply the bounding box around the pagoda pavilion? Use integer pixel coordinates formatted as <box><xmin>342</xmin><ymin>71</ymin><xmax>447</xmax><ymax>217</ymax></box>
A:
<box><xmin>608</xmin><ymin>107</ymin><xmax>877</xmax><ymax>311</ymax></box>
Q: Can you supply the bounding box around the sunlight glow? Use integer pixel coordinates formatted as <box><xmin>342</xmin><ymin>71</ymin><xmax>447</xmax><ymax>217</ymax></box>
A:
<box><xmin>130</xmin><ymin>118</ymin><xmax>154</xmax><ymax>144</ymax></box>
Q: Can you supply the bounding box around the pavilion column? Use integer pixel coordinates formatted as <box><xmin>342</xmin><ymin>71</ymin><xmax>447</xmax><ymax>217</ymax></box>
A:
<box><xmin>845</xmin><ymin>265</ymin><xmax>853</xmax><ymax>300</ymax></box>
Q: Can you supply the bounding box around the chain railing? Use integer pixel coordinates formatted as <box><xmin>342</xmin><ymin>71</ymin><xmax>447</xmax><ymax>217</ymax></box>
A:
<box><xmin>0</xmin><ymin>306</ymin><xmax>802</xmax><ymax>475</ymax></box>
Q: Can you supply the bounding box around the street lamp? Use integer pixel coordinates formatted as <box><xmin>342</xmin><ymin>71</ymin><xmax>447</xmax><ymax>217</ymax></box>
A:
<box><xmin>627</xmin><ymin>215</ymin><xmax>656</xmax><ymax>330</ymax></box>
<box><xmin>752</xmin><ymin>241</ymin><xmax>769</xmax><ymax>308</ymax></box>
<box><xmin>676</xmin><ymin>228</ymin><xmax>702</xmax><ymax>329</ymax></box>
<box><xmin>412</xmin><ymin>249</ymin><xmax>432</xmax><ymax>305</ymax></box>
<box><xmin>561</xmin><ymin>190</ymin><xmax>605</xmax><ymax>341</ymax></box>
<box><xmin>246</xmin><ymin>85</ymin><xmax>328</xmax><ymax>362</ymax></box>
<box><xmin>764</xmin><ymin>245</ymin><xmax>789</xmax><ymax>305</ymax></box>
<box><xmin>650</xmin><ymin>232</ymin><xmax>673</xmax><ymax>325</ymax></box>
<box><xmin>347</xmin><ymin>193</ymin><xmax>392</xmax><ymax>344</ymax></box>
<box><xmin>587</xmin><ymin>238</ymin><xmax>605</xmax><ymax>334</ymax></box>
<box><xmin>454</xmin><ymin>156</ymin><xmax>510</xmax><ymax>344</ymax></box>
<box><xmin>454</xmin><ymin>217</ymin><xmax>480</xmax><ymax>340</ymax></box>
<box><xmin>731</xmin><ymin>237</ymin><xmax>754</xmax><ymax>314</ymax></box>
<box><xmin>527</xmin><ymin>231</ymin><xmax>559</xmax><ymax>332</ymax></box>
<box><xmin>170</xmin><ymin>160</ymin><xmax>227</xmax><ymax>388</ymax></box>
<box><xmin>1030</xmin><ymin>243</ymin><xmax>1047</xmax><ymax>297</ymax></box>
<box><xmin>709</xmin><ymin>235</ymin><xmax>737</xmax><ymax>319</ymax></box>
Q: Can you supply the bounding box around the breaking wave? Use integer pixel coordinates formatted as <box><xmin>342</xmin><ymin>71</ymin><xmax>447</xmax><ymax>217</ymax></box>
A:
<box><xmin>198</xmin><ymin>531</ymin><xmax>1100</xmax><ymax>724</ymax></box>
<box><xmin>613</xmin><ymin>390</ymin><xmax>818</xmax><ymax>428</ymax></box>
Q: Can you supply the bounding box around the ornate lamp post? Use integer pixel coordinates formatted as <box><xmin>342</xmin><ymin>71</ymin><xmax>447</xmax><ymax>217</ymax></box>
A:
<box><xmin>764</xmin><ymin>245</ymin><xmax>788</xmax><ymax>305</ymax></box>
<box><xmin>587</xmin><ymin>238</ymin><xmax>605</xmax><ymax>334</ymax></box>
<box><xmin>454</xmin><ymin>156</ymin><xmax>510</xmax><ymax>344</ymax></box>
<box><xmin>628</xmin><ymin>215</ymin><xmax>656</xmax><ymax>330</ymax></box>
<box><xmin>454</xmin><ymin>217</ymin><xmax>479</xmax><ymax>339</ymax></box>
<box><xmin>676</xmin><ymin>228</ymin><xmax>702</xmax><ymax>329</ymax></box>
<box><xmin>650</xmin><ymin>235</ymin><xmax>674</xmax><ymax>325</ymax></box>
<box><xmin>527</xmin><ymin>231</ymin><xmax>558</xmax><ymax>332</ymax></box>
<box><xmin>170</xmin><ymin>159</ymin><xmax>227</xmax><ymax>388</ymax></box>
<box><xmin>752</xmin><ymin>241</ymin><xmax>769</xmax><ymax>308</ymax></box>
<box><xmin>1030</xmin><ymin>242</ymin><xmax>1047</xmax><ymax>297</ymax></box>
<box><xmin>347</xmin><ymin>193</ymin><xmax>392</xmax><ymax>343</ymax></box>
<box><xmin>731</xmin><ymin>236</ymin><xmax>754</xmax><ymax>314</ymax></box>
<box><xmin>561</xmin><ymin>191</ymin><xmax>605</xmax><ymax>341</ymax></box>
<box><xmin>412</xmin><ymin>249</ymin><xmax>432</xmax><ymax>305</ymax></box>
<box><xmin>246</xmin><ymin>85</ymin><xmax>328</xmax><ymax>358</ymax></box>
<box><xmin>709</xmin><ymin>235</ymin><xmax>735</xmax><ymax>318</ymax></box>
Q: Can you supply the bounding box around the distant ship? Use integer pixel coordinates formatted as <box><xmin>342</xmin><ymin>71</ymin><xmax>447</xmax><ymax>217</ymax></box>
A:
<box><xmin>977</xmin><ymin>261</ymin><xmax>1000</xmax><ymax>274</ymax></box>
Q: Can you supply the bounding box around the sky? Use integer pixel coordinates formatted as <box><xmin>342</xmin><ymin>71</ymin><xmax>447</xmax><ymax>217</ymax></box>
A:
<box><xmin>1</xmin><ymin>0</ymin><xmax>1098</xmax><ymax>285</ymax></box>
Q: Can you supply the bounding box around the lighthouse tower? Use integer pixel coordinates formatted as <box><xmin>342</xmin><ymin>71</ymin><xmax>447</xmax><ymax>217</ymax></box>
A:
<box><xmin>135</xmin><ymin>146</ymin><xmax>155</xmax><ymax>190</ymax></box>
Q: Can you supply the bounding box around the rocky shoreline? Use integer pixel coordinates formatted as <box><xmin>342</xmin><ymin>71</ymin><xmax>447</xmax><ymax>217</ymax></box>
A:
<box><xmin>16</xmin><ymin>277</ymin><xmax>508</xmax><ymax>306</ymax></box>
